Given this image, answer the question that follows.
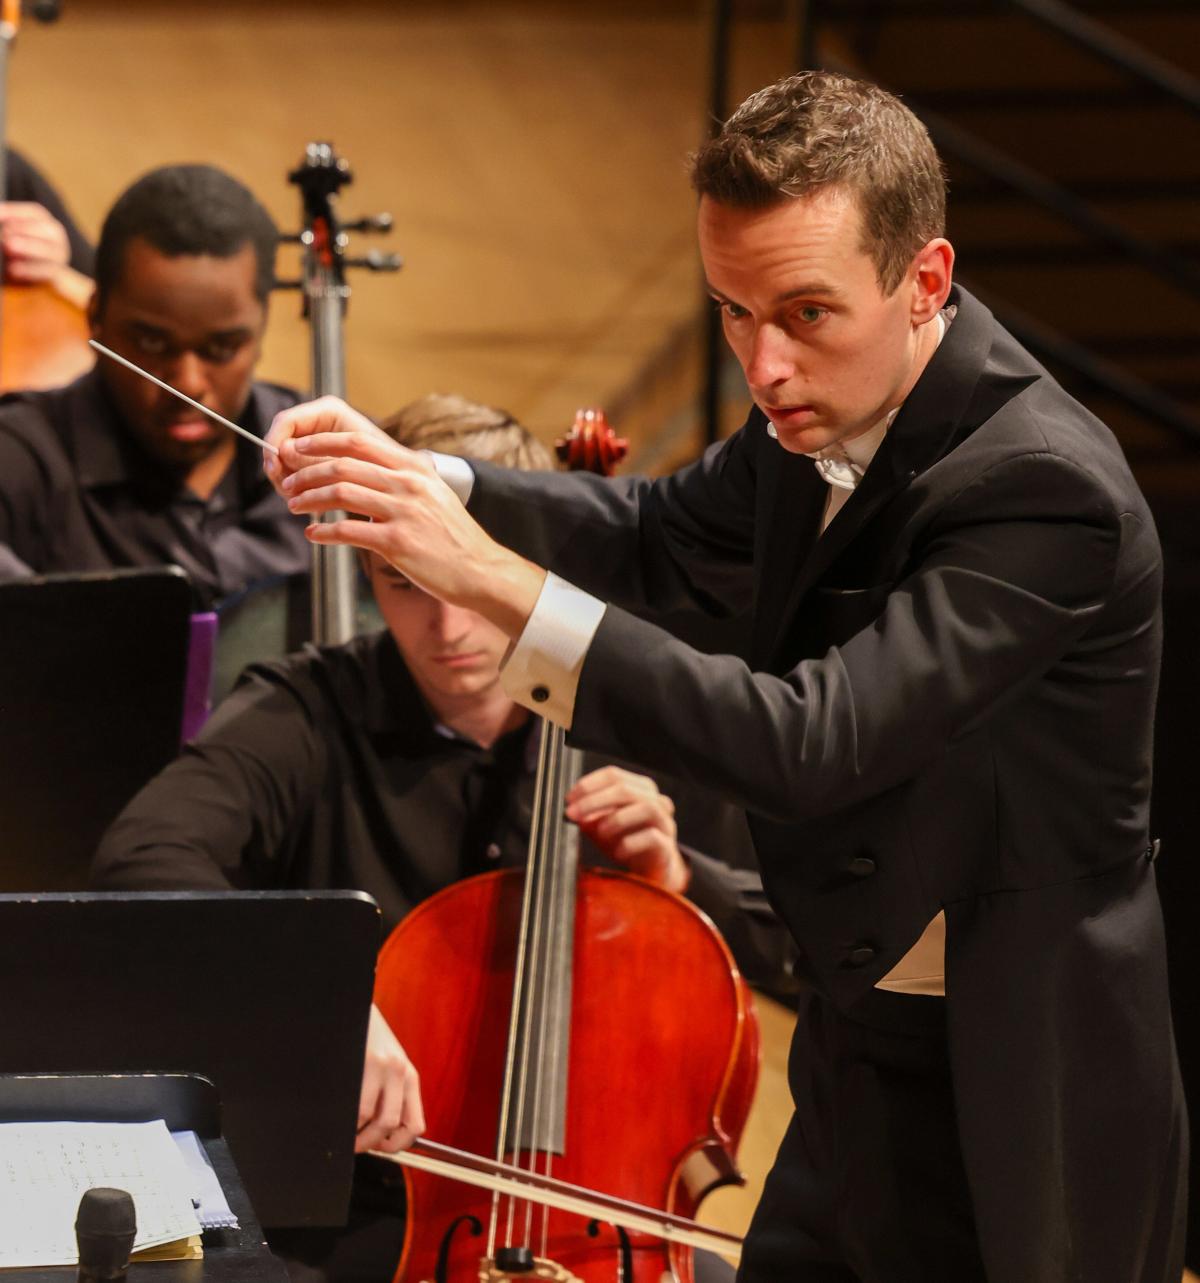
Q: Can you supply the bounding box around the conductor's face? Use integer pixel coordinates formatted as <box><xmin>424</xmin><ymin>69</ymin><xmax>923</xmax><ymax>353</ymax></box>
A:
<box><xmin>89</xmin><ymin>236</ymin><xmax>266</xmax><ymax>473</ymax></box>
<box><xmin>699</xmin><ymin>188</ymin><xmax>952</xmax><ymax>456</ymax></box>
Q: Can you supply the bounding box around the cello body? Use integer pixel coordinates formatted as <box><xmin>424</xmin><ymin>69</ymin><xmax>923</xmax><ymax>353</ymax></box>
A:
<box><xmin>374</xmin><ymin>866</ymin><xmax>760</xmax><ymax>1283</ymax></box>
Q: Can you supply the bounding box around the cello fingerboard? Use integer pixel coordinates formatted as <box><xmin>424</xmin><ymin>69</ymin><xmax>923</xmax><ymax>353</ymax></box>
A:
<box><xmin>500</xmin><ymin>728</ymin><xmax>581</xmax><ymax>1157</ymax></box>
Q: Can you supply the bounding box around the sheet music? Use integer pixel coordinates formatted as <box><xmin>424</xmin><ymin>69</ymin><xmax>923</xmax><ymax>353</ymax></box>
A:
<box><xmin>0</xmin><ymin>1119</ymin><xmax>202</xmax><ymax>1267</ymax></box>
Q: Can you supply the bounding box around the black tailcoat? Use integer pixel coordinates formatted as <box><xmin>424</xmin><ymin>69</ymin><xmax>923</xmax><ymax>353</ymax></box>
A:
<box><xmin>467</xmin><ymin>286</ymin><xmax>1186</xmax><ymax>1280</ymax></box>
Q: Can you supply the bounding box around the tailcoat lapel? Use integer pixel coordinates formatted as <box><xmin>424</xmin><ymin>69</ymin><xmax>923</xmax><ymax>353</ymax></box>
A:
<box><xmin>759</xmin><ymin>286</ymin><xmax>1000</xmax><ymax>671</ymax></box>
<box><xmin>750</xmin><ymin>442</ymin><xmax>825</xmax><ymax>668</ymax></box>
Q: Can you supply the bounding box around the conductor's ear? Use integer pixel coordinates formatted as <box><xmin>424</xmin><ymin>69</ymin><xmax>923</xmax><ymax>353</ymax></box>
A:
<box><xmin>910</xmin><ymin>238</ymin><xmax>954</xmax><ymax>324</ymax></box>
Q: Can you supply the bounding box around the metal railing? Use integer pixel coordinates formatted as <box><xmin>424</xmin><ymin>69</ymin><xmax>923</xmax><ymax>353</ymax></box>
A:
<box><xmin>691</xmin><ymin>0</ymin><xmax>1200</xmax><ymax>446</ymax></box>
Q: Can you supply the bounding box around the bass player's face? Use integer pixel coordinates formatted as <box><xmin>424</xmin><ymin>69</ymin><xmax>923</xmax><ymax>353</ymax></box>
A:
<box><xmin>89</xmin><ymin>236</ymin><xmax>266</xmax><ymax>474</ymax></box>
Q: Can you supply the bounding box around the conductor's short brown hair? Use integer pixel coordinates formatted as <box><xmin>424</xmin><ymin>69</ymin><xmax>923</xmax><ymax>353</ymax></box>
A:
<box><xmin>690</xmin><ymin>70</ymin><xmax>946</xmax><ymax>294</ymax></box>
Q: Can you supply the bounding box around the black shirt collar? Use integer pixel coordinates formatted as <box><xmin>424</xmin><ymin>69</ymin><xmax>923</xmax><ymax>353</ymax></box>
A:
<box><xmin>362</xmin><ymin>630</ymin><xmax>535</xmax><ymax>767</ymax></box>
<box><xmin>72</xmin><ymin>365</ymin><xmax>274</xmax><ymax>501</ymax></box>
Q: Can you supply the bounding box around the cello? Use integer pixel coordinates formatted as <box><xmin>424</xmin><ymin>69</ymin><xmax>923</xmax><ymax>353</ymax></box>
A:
<box><xmin>372</xmin><ymin>408</ymin><xmax>760</xmax><ymax>1283</ymax></box>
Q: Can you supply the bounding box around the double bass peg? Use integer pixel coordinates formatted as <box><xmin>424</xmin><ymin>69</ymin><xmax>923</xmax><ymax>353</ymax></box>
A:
<box><xmin>342</xmin><ymin>212</ymin><xmax>394</xmax><ymax>235</ymax></box>
<box><xmin>344</xmin><ymin>248</ymin><xmax>403</xmax><ymax>273</ymax></box>
<box><xmin>289</xmin><ymin>142</ymin><xmax>352</xmax><ymax>194</ymax></box>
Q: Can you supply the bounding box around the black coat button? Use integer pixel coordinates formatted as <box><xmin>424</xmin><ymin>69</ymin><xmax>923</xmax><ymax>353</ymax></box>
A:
<box><xmin>531</xmin><ymin>685</ymin><xmax>550</xmax><ymax>703</ymax></box>
<box><xmin>848</xmin><ymin>945</ymin><xmax>876</xmax><ymax>967</ymax></box>
<box><xmin>848</xmin><ymin>856</ymin><xmax>876</xmax><ymax>877</ymax></box>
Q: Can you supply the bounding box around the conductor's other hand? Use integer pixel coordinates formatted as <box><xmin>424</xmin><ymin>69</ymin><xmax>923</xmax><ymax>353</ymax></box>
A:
<box><xmin>357</xmin><ymin>1003</ymin><xmax>425</xmax><ymax>1154</ymax></box>
<box><xmin>0</xmin><ymin>202</ymin><xmax>71</xmax><ymax>283</ymax></box>
<box><xmin>566</xmin><ymin>766</ymin><xmax>691</xmax><ymax>894</ymax></box>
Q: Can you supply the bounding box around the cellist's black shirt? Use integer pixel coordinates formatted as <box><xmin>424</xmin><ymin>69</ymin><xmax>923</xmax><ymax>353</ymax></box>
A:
<box><xmin>91</xmin><ymin>628</ymin><xmax>792</xmax><ymax>993</ymax></box>
<box><xmin>0</xmin><ymin>367</ymin><xmax>310</xmax><ymax>608</ymax></box>
<box><xmin>6</xmin><ymin>146</ymin><xmax>95</xmax><ymax>277</ymax></box>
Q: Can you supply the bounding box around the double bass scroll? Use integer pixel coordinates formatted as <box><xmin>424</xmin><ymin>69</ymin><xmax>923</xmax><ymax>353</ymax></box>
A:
<box><xmin>277</xmin><ymin>141</ymin><xmax>401</xmax><ymax>645</ymax></box>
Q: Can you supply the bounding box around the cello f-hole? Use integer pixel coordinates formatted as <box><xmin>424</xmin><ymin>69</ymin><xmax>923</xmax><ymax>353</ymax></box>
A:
<box><xmin>585</xmin><ymin>1220</ymin><xmax>634</xmax><ymax>1283</ymax></box>
<box><xmin>433</xmin><ymin>1213</ymin><xmax>484</xmax><ymax>1283</ymax></box>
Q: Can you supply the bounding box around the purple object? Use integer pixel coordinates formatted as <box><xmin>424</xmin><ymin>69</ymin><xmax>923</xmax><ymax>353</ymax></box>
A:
<box><xmin>181</xmin><ymin>612</ymin><xmax>218</xmax><ymax>744</ymax></box>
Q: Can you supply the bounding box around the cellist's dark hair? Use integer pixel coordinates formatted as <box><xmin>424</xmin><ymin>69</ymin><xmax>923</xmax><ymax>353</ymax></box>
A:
<box><xmin>93</xmin><ymin>164</ymin><xmax>278</xmax><ymax>311</ymax></box>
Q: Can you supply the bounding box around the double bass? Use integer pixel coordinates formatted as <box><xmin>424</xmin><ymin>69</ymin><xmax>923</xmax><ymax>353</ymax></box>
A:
<box><xmin>0</xmin><ymin>0</ymin><xmax>92</xmax><ymax>393</ymax></box>
<box><xmin>372</xmin><ymin>409</ymin><xmax>760</xmax><ymax>1283</ymax></box>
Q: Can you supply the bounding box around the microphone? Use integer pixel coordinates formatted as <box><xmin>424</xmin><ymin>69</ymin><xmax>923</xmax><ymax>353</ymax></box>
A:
<box><xmin>75</xmin><ymin>1188</ymin><xmax>136</xmax><ymax>1283</ymax></box>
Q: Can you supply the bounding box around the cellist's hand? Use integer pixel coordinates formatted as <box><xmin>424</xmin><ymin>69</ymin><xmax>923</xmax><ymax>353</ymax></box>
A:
<box><xmin>566</xmin><ymin>766</ymin><xmax>691</xmax><ymax>894</ymax></box>
<box><xmin>357</xmin><ymin>1003</ymin><xmax>426</xmax><ymax>1154</ymax></box>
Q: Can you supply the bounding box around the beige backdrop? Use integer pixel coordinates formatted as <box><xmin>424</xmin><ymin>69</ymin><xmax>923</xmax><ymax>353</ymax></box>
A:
<box><xmin>10</xmin><ymin>1</ymin><xmax>791</xmax><ymax>453</ymax></box>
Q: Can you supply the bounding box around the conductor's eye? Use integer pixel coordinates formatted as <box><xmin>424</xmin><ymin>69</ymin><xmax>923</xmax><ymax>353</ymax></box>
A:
<box><xmin>712</xmin><ymin>297</ymin><xmax>748</xmax><ymax>321</ymax></box>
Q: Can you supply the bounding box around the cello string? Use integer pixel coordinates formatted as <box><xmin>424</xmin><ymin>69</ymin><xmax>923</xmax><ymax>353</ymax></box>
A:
<box><xmin>488</xmin><ymin>720</ymin><xmax>552</xmax><ymax>1258</ymax></box>
<box><xmin>524</xmin><ymin>725</ymin><xmax>568</xmax><ymax>1250</ymax></box>
<box><xmin>504</xmin><ymin>721</ymin><xmax>557</xmax><ymax>1250</ymax></box>
<box><xmin>518</xmin><ymin>726</ymin><xmax>556</xmax><ymax>1248</ymax></box>
<box><xmin>539</xmin><ymin>739</ymin><xmax>580</xmax><ymax>1258</ymax></box>
<box><xmin>495</xmin><ymin>722</ymin><xmax>553</xmax><ymax>1252</ymax></box>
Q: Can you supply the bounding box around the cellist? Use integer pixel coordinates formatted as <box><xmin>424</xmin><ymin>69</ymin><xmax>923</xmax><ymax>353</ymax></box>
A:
<box><xmin>92</xmin><ymin>393</ymin><xmax>794</xmax><ymax>1283</ymax></box>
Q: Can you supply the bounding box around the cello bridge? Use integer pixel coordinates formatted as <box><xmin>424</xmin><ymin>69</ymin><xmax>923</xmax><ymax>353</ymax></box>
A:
<box><xmin>478</xmin><ymin>1259</ymin><xmax>583</xmax><ymax>1283</ymax></box>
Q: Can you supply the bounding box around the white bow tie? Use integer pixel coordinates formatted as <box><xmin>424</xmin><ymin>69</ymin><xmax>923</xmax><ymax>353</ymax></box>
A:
<box><xmin>811</xmin><ymin>453</ymin><xmax>863</xmax><ymax>491</ymax></box>
<box><xmin>765</xmin><ymin>422</ymin><xmax>869</xmax><ymax>489</ymax></box>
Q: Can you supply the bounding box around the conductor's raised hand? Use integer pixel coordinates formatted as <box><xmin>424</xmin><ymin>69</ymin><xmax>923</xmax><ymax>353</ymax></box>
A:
<box><xmin>265</xmin><ymin>396</ymin><xmax>545</xmax><ymax>638</ymax></box>
<box><xmin>357</xmin><ymin>1003</ymin><xmax>425</xmax><ymax>1155</ymax></box>
<box><xmin>263</xmin><ymin>395</ymin><xmax>383</xmax><ymax>487</ymax></box>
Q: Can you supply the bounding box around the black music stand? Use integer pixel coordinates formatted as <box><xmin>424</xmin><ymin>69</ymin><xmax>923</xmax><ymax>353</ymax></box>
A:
<box><xmin>0</xmin><ymin>1073</ymin><xmax>281</xmax><ymax>1283</ymax></box>
<box><xmin>0</xmin><ymin>567</ymin><xmax>193</xmax><ymax>891</ymax></box>
<box><xmin>0</xmin><ymin>891</ymin><xmax>380</xmax><ymax>1229</ymax></box>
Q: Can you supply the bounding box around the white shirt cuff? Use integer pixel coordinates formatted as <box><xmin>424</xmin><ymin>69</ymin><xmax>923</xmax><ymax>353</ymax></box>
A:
<box><xmin>427</xmin><ymin>451</ymin><xmax>475</xmax><ymax>504</ymax></box>
<box><xmin>500</xmin><ymin>572</ymin><xmax>606</xmax><ymax>729</ymax></box>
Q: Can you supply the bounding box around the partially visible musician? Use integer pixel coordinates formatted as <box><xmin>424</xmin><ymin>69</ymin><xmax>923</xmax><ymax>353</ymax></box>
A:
<box><xmin>0</xmin><ymin>163</ymin><xmax>307</xmax><ymax>606</ymax></box>
<box><xmin>92</xmin><ymin>394</ymin><xmax>789</xmax><ymax>1283</ymax></box>
<box><xmin>2</xmin><ymin>145</ymin><xmax>94</xmax><ymax>283</ymax></box>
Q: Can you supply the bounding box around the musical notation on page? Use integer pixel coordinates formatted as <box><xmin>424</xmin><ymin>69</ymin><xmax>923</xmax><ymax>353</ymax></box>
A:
<box><xmin>0</xmin><ymin>1119</ymin><xmax>202</xmax><ymax>1267</ymax></box>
